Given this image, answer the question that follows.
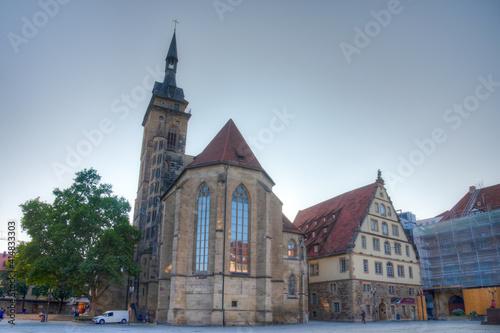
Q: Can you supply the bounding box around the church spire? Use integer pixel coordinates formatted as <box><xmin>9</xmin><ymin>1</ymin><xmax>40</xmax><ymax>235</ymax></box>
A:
<box><xmin>152</xmin><ymin>26</ymin><xmax>187</xmax><ymax>103</ymax></box>
<box><xmin>165</xmin><ymin>31</ymin><xmax>178</xmax><ymax>74</ymax></box>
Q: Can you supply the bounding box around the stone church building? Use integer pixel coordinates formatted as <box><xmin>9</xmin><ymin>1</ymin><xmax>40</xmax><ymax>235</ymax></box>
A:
<box><xmin>131</xmin><ymin>31</ymin><xmax>308</xmax><ymax>325</ymax></box>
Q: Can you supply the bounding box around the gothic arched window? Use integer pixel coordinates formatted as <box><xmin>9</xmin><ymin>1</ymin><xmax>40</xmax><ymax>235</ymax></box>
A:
<box><xmin>167</xmin><ymin>127</ymin><xmax>177</xmax><ymax>149</ymax></box>
<box><xmin>195</xmin><ymin>185</ymin><xmax>210</xmax><ymax>272</ymax></box>
<box><xmin>230</xmin><ymin>186</ymin><xmax>249</xmax><ymax>273</ymax></box>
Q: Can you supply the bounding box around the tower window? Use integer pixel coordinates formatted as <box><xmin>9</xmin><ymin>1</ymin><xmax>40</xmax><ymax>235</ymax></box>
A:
<box><xmin>175</xmin><ymin>103</ymin><xmax>179</xmax><ymax>111</ymax></box>
<box><xmin>167</xmin><ymin>127</ymin><xmax>177</xmax><ymax>149</ymax></box>
<box><xmin>195</xmin><ymin>185</ymin><xmax>210</xmax><ymax>272</ymax></box>
<box><xmin>230</xmin><ymin>186</ymin><xmax>249</xmax><ymax>273</ymax></box>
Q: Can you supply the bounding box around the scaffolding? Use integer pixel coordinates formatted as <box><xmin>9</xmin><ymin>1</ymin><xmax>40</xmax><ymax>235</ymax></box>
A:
<box><xmin>413</xmin><ymin>207</ymin><xmax>500</xmax><ymax>289</ymax></box>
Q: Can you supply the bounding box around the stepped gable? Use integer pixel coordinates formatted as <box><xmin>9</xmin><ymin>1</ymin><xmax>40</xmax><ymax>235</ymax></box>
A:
<box><xmin>186</xmin><ymin>119</ymin><xmax>265</xmax><ymax>172</ymax></box>
<box><xmin>294</xmin><ymin>183</ymin><xmax>377</xmax><ymax>258</ymax></box>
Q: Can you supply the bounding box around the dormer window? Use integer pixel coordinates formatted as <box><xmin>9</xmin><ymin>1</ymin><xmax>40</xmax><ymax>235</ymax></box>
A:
<box><xmin>323</xmin><ymin>227</ymin><xmax>328</xmax><ymax>234</ymax></box>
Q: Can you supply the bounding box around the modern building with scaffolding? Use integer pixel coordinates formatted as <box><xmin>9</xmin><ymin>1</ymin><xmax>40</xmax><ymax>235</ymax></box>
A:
<box><xmin>412</xmin><ymin>184</ymin><xmax>500</xmax><ymax>319</ymax></box>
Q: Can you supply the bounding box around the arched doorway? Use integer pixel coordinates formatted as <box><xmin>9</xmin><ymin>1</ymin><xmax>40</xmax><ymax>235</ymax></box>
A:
<box><xmin>378</xmin><ymin>302</ymin><xmax>387</xmax><ymax>320</ymax></box>
<box><xmin>448</xmin><ymin>295</ymin><xmax>465</xmax><ymax>315</ymax></box>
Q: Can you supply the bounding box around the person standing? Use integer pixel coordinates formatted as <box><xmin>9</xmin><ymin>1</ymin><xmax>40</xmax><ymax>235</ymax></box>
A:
<box><xmin>361</xmin><ymin>309</ymin><xmax>366</xmax><ymax>323</ymax></box>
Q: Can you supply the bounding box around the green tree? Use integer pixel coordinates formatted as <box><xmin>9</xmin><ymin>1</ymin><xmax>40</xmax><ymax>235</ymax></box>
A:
<box><xmin>16</xmin><ymin>168</ymin><xmax>141</xmax><ymax>316</ymax></box>
<box><xmin>0</xmin><ymin>267</ymin><xmax>28</xmax><ymax>311</ymax></box>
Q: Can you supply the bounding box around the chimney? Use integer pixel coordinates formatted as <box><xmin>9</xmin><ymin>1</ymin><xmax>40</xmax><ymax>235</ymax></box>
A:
<box><xmin>469</xmin><ymin>186</ymin><xmax>476</xmax><ymax>194</ymax></box>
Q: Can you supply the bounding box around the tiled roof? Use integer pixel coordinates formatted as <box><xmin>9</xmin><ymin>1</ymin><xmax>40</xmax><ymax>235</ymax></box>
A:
<box><xmin>440</xmin><ymin>183</ymin><xmax>500</xmax><ymax>221</ymax></box>
<box><xmin>294</xmin><ymin>183</ymin><xmax>378</xmax><ymax>258</ymax></box>
<box><xmin>186</xmin><ymin>119</ymin><xmax>265</xmax><ymax>172</ymax></box>
<box><xmin>283</xmin><ymin>214</ymin><xmax>303</xmax><ymax>234</ymax></box>
<box><xmin>0</xmin><ymin>251</ymin><xmax>11</xmax><ymax>270</ymax></box>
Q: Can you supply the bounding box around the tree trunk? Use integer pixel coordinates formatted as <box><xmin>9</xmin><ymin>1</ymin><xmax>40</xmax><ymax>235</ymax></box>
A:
<box><xmin>59</xmin><ymin>298</ymin><xmax>64</xmax><ymax>314</ymax></box>
<box><xmin>22</xmin><ymin>294</ymin><xmax>26</xmax><ymax>313</ymax></box>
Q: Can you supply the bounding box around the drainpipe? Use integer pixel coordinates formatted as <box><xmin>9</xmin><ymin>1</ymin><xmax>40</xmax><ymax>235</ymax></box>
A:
<box><xmin>221</xmin><ymin>165</ymin><xmax>229</xmax><ymax>326</ymax></box>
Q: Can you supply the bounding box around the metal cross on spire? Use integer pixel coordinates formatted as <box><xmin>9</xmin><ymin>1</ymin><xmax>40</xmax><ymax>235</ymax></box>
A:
<box><xmin>173</xmin><ymin>19</ymin><xmax>179</xmax><ymax>31</ymax></box>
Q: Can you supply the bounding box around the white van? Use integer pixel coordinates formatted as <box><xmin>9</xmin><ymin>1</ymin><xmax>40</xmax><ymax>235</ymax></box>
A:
<box><xmin>92</xmin><ymin>310</ymin><xmax>129</xmax><ymax>324</ymax></box>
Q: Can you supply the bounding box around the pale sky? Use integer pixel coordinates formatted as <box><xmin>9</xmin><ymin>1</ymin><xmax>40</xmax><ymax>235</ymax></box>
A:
<box><xmin>1</xmin><ymin>0</ymin><xmax>499</xmax><ymax>249</ymax></box>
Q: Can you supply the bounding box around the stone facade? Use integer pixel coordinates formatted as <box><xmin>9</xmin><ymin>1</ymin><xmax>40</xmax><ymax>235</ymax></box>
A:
<box><xmin>155</xmin><ymin>160</ymin><xmax>308</xmax><ymax>325</ymax></box>
<box><xmin>131</xmin><ymin>32</ymin><xmax>307</xmax><ymax>326</ymax></box>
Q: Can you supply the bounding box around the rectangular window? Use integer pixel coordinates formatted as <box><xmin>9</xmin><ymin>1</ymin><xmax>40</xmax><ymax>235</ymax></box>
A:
<box><xmin>313</xmin><ymin>245</ymin><xmax>318</xmax><ymax>252</ymax></box>
<box><xmin>409</xmin><ymin>288</ymin><xmax>415</xmax><ymax>296</ymax></box>
<box><xmin>151</xmin><ymin>169</ymin><xmax>154</xmax><ymax>180</ymax></box>
<box><xmin>375</xmin><ymin>262</ymin><xmax>383</xmax><ymax>275</ymax></box>
<box><xmin>363</xmin><ymin>259</ymin><xmax>369</xmax><ymax>273</ymax></box>
<box><xmin>375</xmin><ymin>203</ymin><xmax>379</xmax><ymax>213</ymax></box>
<box><xmin>402</xmin><ymin>306</ymin><xmax>406</xmax><ymax>315</ymax></box>
<box><xmin>312</xmin><ymin>293</ymin><xmax>317</xmax><ymax>305</ymax></box>
<box><xmin>330</xmin><ymin>283</ymin><xmax>336</xmax><ymax>291</ymax></box>
<box><xmin>389</xmin><ymin>285</ymin><xmax>395</xmax><ymax>295</ymax></box>
<box><xmin>366</xmin><ymin>305</ymin><xmax>370</xmax><ymax>315</ymax></box>
<box><xmin>334</xmin><ymin>302</ymin><xmax>340</xmax><ymax>312</ymax></box>
<box><xmin>361</xmin><ymin>235</ymin><xmax>366</xmax><ymax>249</ymax></box>
<box><xmin>373</xmin><ymin>238</ymin><xmax>380</xmax><ymax>251</ymax></box>
<box><xmin>310</xmin><ymin>263</ymin><xmax>319</xmax><ymax>276</ymax></box>
<box><xmin>392</xmin><ymin>225</ymin><xmax>399</xmax><ymax>236</ymax></box>
<box><xmin>391</xmin><ymin>306</ymin><xmax>395</xmax><ymax>315</ymax></box>
<box><xmin>154</xmin><ymin>141</ymin><xmax>158</xmax><ymax>151</ymax></box>
<box><xmin>406</xmin><ymin>245</ymin><xmax>410</xmax><ymax>257</ymax></box>
<box><xmin>363</xmin><ymin>284</ymin><xmax>371</xmax><ymax>292</ymax></box>
<box><xmin>152</xmin><ymin>155</ymin><xmax>157</xmax><ymax>165</ymax></box>
<box><xmin>388</xmin><ymin>207</ymin><xmax>391</xmax><ymax>216</ymax></box>
<box><xmin>156</xmin><ymin>168</ymin><xmax>160</xmax><ymax>178</ymax></box>
<box><xmin>371</xmin><ymin>220</ymin><xmax>379</xmax><ymax>231</ymax></box>
<box><xmin>340</xmin><ymin>259</ymin><xmax>346</xmax><ymax>272</ymax></box>
<box><xmin>409</xmin><ymin>267</ymin><xmax>413</xmax><ymax>278</ymax></box>
<box><xmin>158</xmin><ymin>140</ymin><xmax>164</xmax><ymax>150</ymax></box>
<box><xmin>398</xmin><ymin>265</ymin><xmax>405</xmax><ymax>277</ymax></box>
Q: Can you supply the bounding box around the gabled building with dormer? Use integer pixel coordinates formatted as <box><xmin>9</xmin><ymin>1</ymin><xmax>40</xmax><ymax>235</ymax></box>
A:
<box><xmin>294</xmin><ymin>172</ymin><xmax>423</xmax><ymax>322</ymax></box>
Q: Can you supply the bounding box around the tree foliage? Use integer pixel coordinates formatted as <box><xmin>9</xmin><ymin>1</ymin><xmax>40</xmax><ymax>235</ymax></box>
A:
<box><xmin>15</xmin><ymin>169</ymin><xmax>141</xmax><ymax>313</ymax></box>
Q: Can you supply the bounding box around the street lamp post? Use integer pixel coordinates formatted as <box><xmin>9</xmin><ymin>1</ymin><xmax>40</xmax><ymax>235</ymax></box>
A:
<box><xmin>371</xmin><ymin>287</ymin><xmax>377</xmax><ymax>322</ymax></box>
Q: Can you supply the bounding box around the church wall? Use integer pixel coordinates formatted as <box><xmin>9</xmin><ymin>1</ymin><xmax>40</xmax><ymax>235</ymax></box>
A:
<box><xmin>156</xmin><ymin>164</ymin><xmax>306</xmax><ymax>325</ymax></box>
<box><xmin>280</xmin><ymin>231</ymin><xmax>308</xmax><ymax>323</ymax></box>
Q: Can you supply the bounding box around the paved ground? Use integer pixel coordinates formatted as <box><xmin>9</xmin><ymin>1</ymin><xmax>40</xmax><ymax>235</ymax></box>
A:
<box><xmin>0</xmin><ymin>319</ymin><xmax>498</xmax><ymax>332</ymax></box>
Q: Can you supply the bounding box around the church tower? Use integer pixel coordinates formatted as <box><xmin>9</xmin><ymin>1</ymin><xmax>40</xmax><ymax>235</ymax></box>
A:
<box><xmin>132</xmin><ymin>29</ymin><xmax>192</xmax><ymax>311</ymax></box>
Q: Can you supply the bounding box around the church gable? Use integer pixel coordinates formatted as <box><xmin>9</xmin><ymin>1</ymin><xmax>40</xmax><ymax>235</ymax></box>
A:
<box><xmin>186</xmin><ymin>119</ymin><xmax>270</xmax><ymax>178</ymax></box>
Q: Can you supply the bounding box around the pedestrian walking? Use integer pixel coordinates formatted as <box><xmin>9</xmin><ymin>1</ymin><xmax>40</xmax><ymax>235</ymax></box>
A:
<box><xmin>361</xmin><ymin>309</ymin><xmax>366</xmax><ymax>323</ymax></box>
<box><xmin>0</xmin><ymin>307</ymin><xmax>4</xmax><ymax>321</ymax></box>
